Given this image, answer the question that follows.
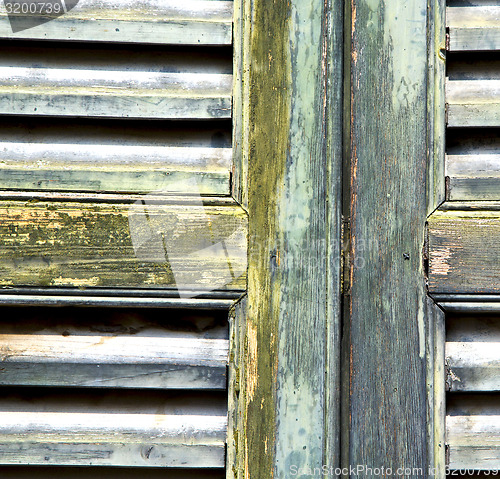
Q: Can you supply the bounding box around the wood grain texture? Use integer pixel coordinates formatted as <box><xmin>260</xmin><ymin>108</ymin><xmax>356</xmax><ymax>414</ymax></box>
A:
<box><xmin>345</xmin><ymin>0</ymin><xmax>430</xmax><ymax>474</ymax></box>
<box><xmin>0</xmin><ymin>306</ymin><xmax>229</xmax><ymax>388</ymax></box>
<box><xmin>447</xmin><ymin>154</ymin><xmax>500</xmax><ymax>201</ymax></box>
<box><xmin>0</xmin><ymin>0</ymin><xmax>233</xmax><ymax>45</ymax></box>
<box><xmin>447</xmin><ymin>395</ymin><xmax>500</xmax><ymax>470</ymax></box>
<box><xmin>446</xmin><ymin>79</ymin><xmax>500</xmax><ymax>127</ymax></box>
<box><xmin>0</xmin><ymin>468</ymin><xmax>225</xmax><ymax>479</ymax></box>
<box><xmin>0</xmin><ymin>334</ymin><xmax>228</xmax><ymax>389</ymax></box>
<box><xmin>447</xmin><ymin>6</ymin><xmax>500</xmax><ymax>51</ymax></box>
<box><xmin>0</xmin><ymin>142</ymin><xmax>231</xmax><ymax>195</ymax></box>
<box><xmin>0</xmin><ymin>45</ymin><xmax>232</xmax><ymax>119</ymax></box>
<box><xmin>242</xmin><ymin>0</ymin><xmax>343</xmax><ymax>477</ymax></box>
<box><xmin>446</xmin><ymin>315</ymin><xmax>500</xmax><ymax>392</ymax></box>
<box><xmin>428</xmin><ymin>210</ymin><xmax>500</xmax><ymax>294</ymax></box>
<box><xmin>0</xmin><ymin>391</ymin><xmax>226</xmax><ymax>467</ymax></box>
<box><xmin>0</xmin><ymin>198</ymin><xmax>247</xmax><ymax>291</ymax></box>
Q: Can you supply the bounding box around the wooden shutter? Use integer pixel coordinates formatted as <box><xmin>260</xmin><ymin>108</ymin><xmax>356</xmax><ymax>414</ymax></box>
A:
<box><xmin>428</xmin><ymin>0</ymin><xmax>500</xmax><ymax>472</ymax></box>
<box><xmin>0</xmin><ymin>0</ymin><xmax>245</xmax><ymax>475</ymax></box>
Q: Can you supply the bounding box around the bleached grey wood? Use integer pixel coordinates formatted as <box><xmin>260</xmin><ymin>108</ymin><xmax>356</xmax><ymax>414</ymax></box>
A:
<box><xmin>446</xmin><ymin>342</ymin><xmax>500</xmax><ymax>392</ymax></box>
<box><xmin>0</xmin><ymin>141</ymin><xmax>231</xmax><ymax>194</ymax></box>
<box><xmin>446</xmin><ymin>79</ymin><xmax>500</xmax><ymax>127</ymax></box>
<box><xmin>447</xmin><ymin>396</ymin><xmax>500</xmax><ymax>470</ymax></box>
<box><xmin>0</xmin><ymin>67</ymin><xmax>231</xmax><ymax>119</ymax></box>
<box><xmin>0</xmin><ymin>333</ymin><xmax>228</xmax><ymax>389</ymax></box>
<box><xmin>0</xmin><ymin>0</ymin><xmax>233</xmax><ymax>45</ymax></box>
<box><xmin>447</xmin><ymin>6</ymin><xmax>500</xmax><ymax>51</ymax></box>
<box><xmin>0</xmin><ymin>294</ymin><xmax>237</xmax><ymax>309</ymax></box>
<box><xmin>0</xmin><ymin>468</ymin><xmax>225</xmax><ymax>479</ymax></box>
<box><xmin>446</xmin><ymin>154</ymin><xmax>500</xmax><ymax>200</ymax></box>
<box><xmin>0</xmin><ymin>393</ymin><xmax>226</xmax><ymax>467</ymax></box>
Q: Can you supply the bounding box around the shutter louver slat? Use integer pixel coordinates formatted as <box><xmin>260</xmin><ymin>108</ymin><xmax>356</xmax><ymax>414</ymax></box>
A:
<box><xmin>0</xmin><ymin>0</ymin><xmax>233</xmax><ymax>45</ymax></box>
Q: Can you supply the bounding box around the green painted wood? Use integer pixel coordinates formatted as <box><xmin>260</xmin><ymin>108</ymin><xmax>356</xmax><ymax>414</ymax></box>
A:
<box><xmin>242</xmin><ymin>0</ymin><xmax>343</xmax><ymax>477</ymax></box>
<box><xmin>344</xmin><ymin>0</ymin><xmax>430</xmax><ymax>473</ymax></box>
<box><xmin>0</xmin><ymin>0</ymin><xmax>233</xmax><ymax>45</ymax></box>
<box><xmin>0</xmin><ymin>198</ymin><xmax>247</xmax><ymax>291</ymax></box>
<box><xmin>428</xmin><ymin>210</ymin><xmax>500</xmax><ymax>294</ymax></box>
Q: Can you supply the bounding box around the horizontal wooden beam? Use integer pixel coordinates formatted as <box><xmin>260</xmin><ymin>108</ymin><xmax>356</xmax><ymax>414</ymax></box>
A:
<box><xmin>447</xmin><ymin>6</ymin><xmax>500</xmax><ymax>51</ymax></box>
<box><xmin>0</xmin><ymin>0</ymin><xmax>233</xmax><ymax>45</ymax></box>
<box><xmin>0</xmin><ymin>198</ymin><xmax>247</xmax><ymax>291</ymax></box>
<box><xmin>446</xmin><ymin>79</ymin><xmax>500</xmax><ymax>127</ymax></box>
<box><xmin>0</xmin><ymin>391</ymin><xmax>226</xmax><ymax>467</ymax></box>
<box><xmin>447</xmin><ymin>395</ymin><xmax>500</xmax><ymax>470</ymax></box>
<box><xmin>428</xmin><ymin>210</ymin><xmax>500</xmax><ymax>294</ymax></box>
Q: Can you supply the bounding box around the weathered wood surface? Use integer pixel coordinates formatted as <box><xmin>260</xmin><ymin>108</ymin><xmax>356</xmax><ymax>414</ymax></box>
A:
<box><xmin>446</xmin><ymin>128</ymin><xmax>500</xmax><ymax>201</ymax></box>
<box><xmin>447</xmin><ymin>395</ymin><xmax>500</xmax><ymax>470</ymax></box>
<box><xmin>446</xmin><ymin>79</ymin><xmax>500</xmax><ymax>127</ymax></box>
<box><xmin>428</xmin><ymin>0</ymin><xmax>447</xmax><ymax>214</ymax></box>
<box><xmin>0</xmin><ymin>198</ymin><xmax>247</xmax><ymax>290</ymax></box>
<box><xmin>428</xmin><ymin>210</ymin><xmax>500</xmax><ymax>294</ymax></box>
<box><xmin>242</xmin><ymin>0</ymin><xmax>343</xmax><ymax>477</ymax></box>
<box><xmin>447</xmin><ymin>6</ymin><xmax>500</xmax><ymax>51</ymax></box>
<box><xmin>0</xmin><ymin>391</ymin><xmax>226</xmax><ymax>467</ymax></box>
<box><xmin>0</xmin><ymin>468</ymin><xmax>225</xmax><ymax>479</ymax></box>
<box><xmin>0</xmin><ymin>334</ymin><xmax>228</xmax><ymax>389</ymax></box>
<box><xmin>0</xmin><ymin>0</ymin><xmax>233</xmax><ymax>45</ymax></box>
<box><xmin>446</xmin><ymin>315</ymin><xmax>500</xmax><ymax>392</ymax></box>
<box><xmin>0</xmin><ymin>294</ymin><xmax>237</xmax><ymax>309</ymax></box>
<box><xmin>0</xmin><ymin>46</ymin><xmax>231</xmax><ymax>119</ymax></box>
<box><xmin>0</xmin><ymin>466</ymin><xmax>224</xmax><ymax>479</ymax></box>
<box><xmin>0</xmin><ymin>141</ymin><xmax>231</xmax><ymax>195</ymax></box>
<box><xmin>345</xmin><ymin>0</ymin><xmax>430</xmax><ymax>474</ymax></box>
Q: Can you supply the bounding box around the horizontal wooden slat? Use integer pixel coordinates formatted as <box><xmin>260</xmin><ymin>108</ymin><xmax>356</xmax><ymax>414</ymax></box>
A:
<box><xmin>428</xmin><ymin>210</ymin><xmax>500</xmax><ymax>294</ymax></box>
<box><xmin>0</xmin><ymin>198</ymin><xmax>247</xmax><ymax>291</ymax></box>
<box><xmin>0</xmin><ymin>391</ymin><xmax>226</xmax><ymax>467</ymax></box>
<box><xmin>446</xmin><ymin>129</ymin><xmax>500</xmax><ymax>201</ymax></box>
<box><xmin>446</xmin><ymin>79</ymin><xmax>500</xmax><ymax>127</ymax></box>
<box><xmin>447</xmin><ymin>6</ymin><xmax>500</xmax><ymax>51</ymax></box>
<box><xmin>0</xmin><ymin>306</ymin><xmax>228</xmax><ymax>388</ymax></box>
<box><xmin>0</xmin><ymin>142</ymin><xmax>231</xmax><ymax>195</ymax></box>
<box><xmin>0</xmin><ymin>46</ymin><xmax>231</xmax><ymax>119</ymax></box>
<box><xmin>447</xmin><ymin>395</ymin><xmax>500</xmax><ymax>470</ymax></box>
<box><xmin>0</xmin><ymin>335</ymin><xmax>228</xmax><ymax>389</ymax></box>
<box><xmin>446</xmin><ymin>154</ymin><xmax>500</xmax><ymax>200</ymax></box>
<box><xmin>0</xmin><ymin>0</ymin><xmax>233</xmax><ymax>45</ymax></box>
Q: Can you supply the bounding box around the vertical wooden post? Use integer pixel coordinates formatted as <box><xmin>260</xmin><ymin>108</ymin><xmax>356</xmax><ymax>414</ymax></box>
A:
<box><xmin>344</xmin><ymin>0</ymin><xmax>432</xmax><ymax>476</ymax></box>
<box><xmin>236</xmin><ymin>0</ymin><xmax>344</xmax><ymax>477</ymax></box>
